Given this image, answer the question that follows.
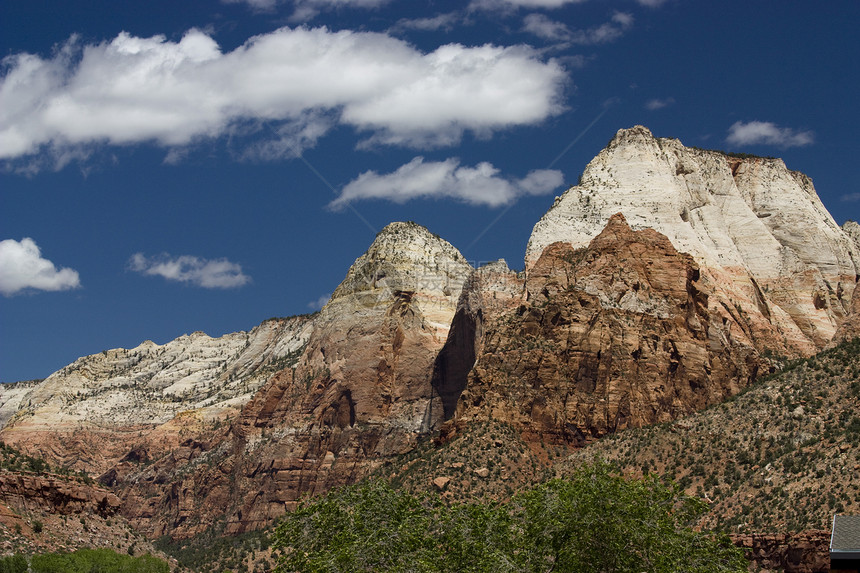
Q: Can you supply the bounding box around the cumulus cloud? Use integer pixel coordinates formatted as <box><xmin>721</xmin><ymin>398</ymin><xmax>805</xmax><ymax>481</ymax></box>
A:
<box><xmin>128</xmin><ymin>253</ymin><xmax>251</xmax><ymax>289</ymax></box>
<box><xmin>523</xmin><ymin>11</ymin><xmax>633</xmax><ymax>45</ymax></box>
<box><xmin>0</xmin><ymin>238</ymin><xmax>81</xmax><ymax>296</ymax></box>
<box><xmin>644</xmin><ymin>97</ymin><xmax>675</xmax><ymax>110</ymax></box>
<box><xmin>0</xmin><ymin>27</ymin><xmax>567</xmax><ymax>168</ymax></box>
<box><xmin>726</xmin><ymin>121</ymin><xmax>814</xmax><ymax>148</ymax></box>
<box><xmin>329</xmin><ymin>157</ymin><xmax>564</xmax><ymax>209</ymax></box>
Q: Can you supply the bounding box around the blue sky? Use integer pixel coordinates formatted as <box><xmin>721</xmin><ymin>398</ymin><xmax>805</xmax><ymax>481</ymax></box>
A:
<box><xmin>1</xmin><ymin>0</ymin><xmax>858</xmax><ymax>383</ymax></box>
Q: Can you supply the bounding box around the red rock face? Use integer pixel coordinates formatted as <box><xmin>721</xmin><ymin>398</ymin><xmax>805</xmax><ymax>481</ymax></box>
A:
<box><xmin>455</xmin><ymin>214</ymin><xmax>760</xmax><ymax>442</ymax></box>
<box><xmin>731</xmin><ymin>531</ymin><xmax>831</xmax><ymax>573</ymax></box>
<box><xmin>0</xmin><ymin>472</ymin><xmax>120</xmax><ymax>517</ymax></box>
<box><xmin>831</xmin><ymin>276</ymin><xmax>860</xmax><ymax>345</ymax></box>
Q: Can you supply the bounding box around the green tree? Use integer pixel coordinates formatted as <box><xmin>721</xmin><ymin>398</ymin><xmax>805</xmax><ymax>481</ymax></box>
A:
<box><xmin>271</xmin><ymin>460</ymin><xmax>747</xmax><ymax>573</ymax></box>
<box><xmin>30</xmin><ymin>548</ymin><xmax>168</xmax><ymax>573</ymax></box>
<box><xmin>509</xmin><ymin>460</ymin><xmax>745</xmax><ymax>572</ymax></box>
<box><xmin>0</xmin><ymin>554</ymin><xmax>28</xmax><ymax>573</ymax></box>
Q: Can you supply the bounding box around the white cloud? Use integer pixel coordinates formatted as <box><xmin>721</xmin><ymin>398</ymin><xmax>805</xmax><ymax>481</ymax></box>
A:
<box><xmin>129</xmin><ymin>253</ymin><xmax>251</xmax><ymax>288</ymax></box>
<box><xmin>223</xmin><ymin>0</ymin><xmax>393</xmax><ymax>20</ymax></box>
<box><xmin>726</xmin><ymin>121</ymin><xmax>814</xmax><ymax>148</ymax></box>
<box><xmin>635</xmin><ymin>0</ymin><xmax>668</xmax><ymax>7</ymax></box>
<box><xmin>471</xmin><ymin>0</ymin><xmax>586</xmax><ymax>9</ymax></box>
<box><xmin>307</xmin><ymin>293</ymin><xmax>331</xmax><ymax>310</ymax></box>
<box><xmin>523</xmin><ymin>11</ymin><xmax>633</xmax><ymax>45</ymax></box>
<box><xmin>391</xmin><ymin>13</ymin><xmax>462</xmax><ymax>33</ymax></box>
<box><xmin>644</xmin><ymin>97</ymin><xmax>674</xmax><ymax>110</ymax></box>
<box><xmin>841</xmin><ymin>193</ymin><xmax>860</xmax><ymax>202</ymax></box>
<box><xmin>0</xmin><ymin>27</ymin><xmax>567</xmax><ymax>167</ymax></box>
<box><xmin>0</xmin><ymin>238</ymin><xmax>81</xmax><ymax>296</ymax></box>
<box><xmin>330</xmin><ymin>157</ymin><xmax>564</xmax><ymax>209</ymax></box>
<box><xmin>523</xmin><ymin>14</ymin><xmax>571</xmax><ymax>41</ymax></box>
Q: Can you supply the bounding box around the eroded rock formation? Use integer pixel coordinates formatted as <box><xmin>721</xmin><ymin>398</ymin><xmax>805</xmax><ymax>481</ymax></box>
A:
<box><xmin>0</xmin><ymin>316</ymin><xmax>313</xmax><ymax>474</ymax></box>
<box><xmin>455</xmin><ymin>213</ymin><xmax>759</xmax><ymax>442</ymax></box>
<box><xmin>0</xmin><ymin>472</ymin><xmax>120</xmax><ymax>517</ymax></box>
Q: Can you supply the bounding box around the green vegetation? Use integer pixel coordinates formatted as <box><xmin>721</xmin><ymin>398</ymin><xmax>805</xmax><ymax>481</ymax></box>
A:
<box><xmin>564</xmin><ymin>336</ymin><xmax>860</xmax><ymax>533</ymax></box>
<box><xmin>272</xmin><ymin>460</ymin><xmax>746</xmax><ymax>573</ymax></box>
<box><xmin>0</xmin><ymin>555</ymin><xmax>27</xmax><ymax>573</ymax></box>
<box><xmin>0</xmin><ymin>550</ymin><xmax>167</xmax><ymax>573</ymax></box>
<box><xmin>154</xmin><ymin>524</ymin><xmax>272</xmax><ymax>573</ymax></box>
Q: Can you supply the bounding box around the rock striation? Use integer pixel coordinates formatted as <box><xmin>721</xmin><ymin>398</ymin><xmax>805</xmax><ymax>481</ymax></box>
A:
<box><xmin>528</xmin><ymin>126</ymin><xmax>859</xmax><ymax>353</ymax></box>
<box><xmin>0</xmin><ymin>472</ymin><xmax>120</xmax><ymax>518</ymax></box>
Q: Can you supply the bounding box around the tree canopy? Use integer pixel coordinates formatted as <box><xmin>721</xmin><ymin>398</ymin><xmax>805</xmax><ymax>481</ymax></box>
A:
<box><xmin>272</xmin><ymin>459</ymin><xmax>746</xmax><ymax>573</ymax></box>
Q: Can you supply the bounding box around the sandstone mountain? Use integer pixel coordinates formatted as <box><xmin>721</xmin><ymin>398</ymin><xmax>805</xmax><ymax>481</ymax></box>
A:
<box><xmin>528</xmin><ymin>126</ymin><xmax>859</xmax><ymax>354</ymax></box>
<box><xmin>451</xmin><ymin>213</ymin><xmax>760</xmax><ymax>444</ymax></box>
<box><xmin>113</xmin><ymin>222</ymin><xmax>475</xmax><ymax>538</ymax></box>
<box><xmin>1</xmin><ymin>127</ymin><xmax>858</xmax><ymax>565</ymax></box>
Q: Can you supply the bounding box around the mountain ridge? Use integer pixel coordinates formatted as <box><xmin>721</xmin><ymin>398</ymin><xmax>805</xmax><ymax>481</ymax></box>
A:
<box><xmin>1</xmin><ymin>127</ymin><xmax>858</xmax><ymax>566</ymax></box>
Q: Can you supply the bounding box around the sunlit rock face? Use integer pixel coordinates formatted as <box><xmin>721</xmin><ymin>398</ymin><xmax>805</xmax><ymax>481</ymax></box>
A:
<box><xmin>456</xmin><ymin>214</ymin><xmax>760</xmax><ymax>443</ymax></box>
<box><xmin>527</xmin><ymin>126</ymin><xmax>859</xmax><ymax>354</ymax></box>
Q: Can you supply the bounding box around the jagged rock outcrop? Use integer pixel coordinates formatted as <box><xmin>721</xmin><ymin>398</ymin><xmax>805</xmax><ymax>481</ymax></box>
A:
<box><xmin>528</xmin><ymin>126</ymin><xmax>859</xmax><ymax>353</ymax></box>
<box><xmin>0</xmin><ymin>315</ymin><xmax>313</xmax><ymax>474</ymax></box>
<box><xmin>731</xmin><ymin>531</ymin><xmax>830</xmax><ymax>573</ymax></box>
<box><xmin>455</xmin><ymin>214</ymin><xmax>759</xmax><ymax>442</ymax></box>
<box><xmin>0</xmin><ymin>472</ymin><xmax>120</xmax><ymax>517</ymax></box>
<box><xmin>115</xmin><ymin>222</ymin><xmax>475</xmax><ymax>537</ymax></box>
<box><xmin>431</xmin><ymin>259</ymin><xmax>523</xmax><ymax>421</ymax></box>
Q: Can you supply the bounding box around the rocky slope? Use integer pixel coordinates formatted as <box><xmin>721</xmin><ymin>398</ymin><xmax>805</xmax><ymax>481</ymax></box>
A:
<box><xmin>0</xmin><ymin>444</ymin><xmax>162</xmax><ymax>561</ymax></box>
<box><xmin>528</xmin><ymin>126</ymin><xmax>859</xmax><ymax>353</ymax></box>
<box><xmin>0</xmin><ymin>315</ymin><xmax>313</xmax><ymax>474</ymax></box>
<box><xmin>559</xmin><ymin>337</ymin><xmax>860</xmax><ymax>533</ymax></box>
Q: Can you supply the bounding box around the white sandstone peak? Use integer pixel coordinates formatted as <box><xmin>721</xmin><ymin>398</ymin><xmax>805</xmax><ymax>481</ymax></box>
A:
<box><xmin>527</xmin><ymin>126</ymin><xmax>859</xmax><ymax>350</ymax></box>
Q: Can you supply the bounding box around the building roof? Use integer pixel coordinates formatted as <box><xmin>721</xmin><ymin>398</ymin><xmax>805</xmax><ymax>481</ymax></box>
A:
<box><xmin>831</xmin><ymin>515</ymin><xmax>860</xmax><ymax>559</ymax></box>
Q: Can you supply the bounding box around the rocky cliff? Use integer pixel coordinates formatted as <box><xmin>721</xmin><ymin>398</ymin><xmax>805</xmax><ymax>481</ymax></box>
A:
<box><xmin>527</xmin><ymin>126</ymin><xmax>859</xmax><ymax>353</ymax></box>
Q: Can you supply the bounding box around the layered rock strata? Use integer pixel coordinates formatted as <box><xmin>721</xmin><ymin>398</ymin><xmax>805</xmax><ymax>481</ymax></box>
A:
<box><xmin>527</xmin><ymin>126</ymin><xmax>859</xmax><ymax>353</ymax></box>
<box><xmin>0</xmin><ymin>472</ymin><xmax>120</xmax><ymax>517</ymax></box>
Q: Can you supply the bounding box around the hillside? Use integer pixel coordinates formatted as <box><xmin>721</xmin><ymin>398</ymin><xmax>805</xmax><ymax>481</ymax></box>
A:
<box><xmin>0</xmin><ymin>443</ymin><xmax>166</xmax><ymax>563</ymax></box>
<box><xmin>560</xmin><ymin>336</ymin><xmax>860</xmax><ymax>533</ymax></box>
